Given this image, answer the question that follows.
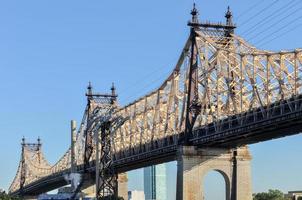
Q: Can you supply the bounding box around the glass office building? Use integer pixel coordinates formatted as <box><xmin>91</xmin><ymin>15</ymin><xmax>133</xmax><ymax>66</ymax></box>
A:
<box><xmin>143</xmin><ymin>163</ymin><xmax>167</xmax><ymax>200</ymax></box>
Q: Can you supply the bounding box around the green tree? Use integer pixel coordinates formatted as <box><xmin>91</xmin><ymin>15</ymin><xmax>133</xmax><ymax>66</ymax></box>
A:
<box><xmin>0</xmin><ymin>191</ymin><xmax>20</xmax><ymax>200</ymax></box>
<box><xmin>253</xmin><ymin>189</ymin><xmax>290</xmax><ymax>200</ymax></box>
<box><xmin>297</xmin><ymin>197</ymin><xmax>302</xmax><ymax>200</ymax></box>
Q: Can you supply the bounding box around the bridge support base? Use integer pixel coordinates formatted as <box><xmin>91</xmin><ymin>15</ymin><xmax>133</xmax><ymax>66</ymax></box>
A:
<box><xmin>22</xmin><ymin>195</ymin><xmax>38</xmax><ymax>200</ymax></box>
<box><xmin>82</xmin><ymin>184</ymin><xmax>96</xmax><ymax>198</ymax></box>
<box><xmin>176</xmin><ymin>146</ymin><xmax>252</xmax><ymax>200</ymax></box>
<box><xmin>118</xmin><ymin>173</ymin><xmax>128</xmax><ymax>200</ymax></box>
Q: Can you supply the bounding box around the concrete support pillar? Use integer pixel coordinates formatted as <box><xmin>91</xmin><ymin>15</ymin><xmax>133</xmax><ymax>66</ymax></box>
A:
<box><xmin>70</xmin><ymin>120</ymin><xmax>77</xmax><ymax>190</ymax></box>
<box><xmin>118</xmin><ymin>173</ymin><xmax>128</xmax><ymax>200</ymax></box>
<box><xmin>235</xmin><ymin>146</ymin><xmax>253</xmax><ymax>200</ymax></box>
<box><xmin>70</xmin><ymin>120</ymin><xmax>76</xmax><ymax>172</ymax></box>
<box><xmin>176</xmin><ymin>146</ymin><xmax>252</xmax><ymax>200</ymax></box>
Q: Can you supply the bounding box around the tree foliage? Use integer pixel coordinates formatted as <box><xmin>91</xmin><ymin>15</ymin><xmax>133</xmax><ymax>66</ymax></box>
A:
<box><xmin>0</xmin><ymin>191</ymin><xmax>20</xmax><ymax>200</ymax></box>
<box><xmin>253</xmin><ymin>189</ymin><xmax>290</xmax><ymax>200</ymax></box>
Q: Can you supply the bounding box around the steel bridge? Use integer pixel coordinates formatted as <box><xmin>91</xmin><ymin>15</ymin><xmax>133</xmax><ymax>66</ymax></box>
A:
<box><xmin>9</xmin><ymin>5</ymin><xmax>302</xmax><ymax>200</ymax></box>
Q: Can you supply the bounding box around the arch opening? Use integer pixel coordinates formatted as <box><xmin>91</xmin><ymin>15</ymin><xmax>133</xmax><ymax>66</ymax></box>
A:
<box><xmin>203</xmin><ymin>170</ymin><xmax>230</xmax><ymax>200</ymax></box>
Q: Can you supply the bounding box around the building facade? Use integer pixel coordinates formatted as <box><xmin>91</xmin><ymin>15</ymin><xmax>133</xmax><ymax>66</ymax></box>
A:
<box><xmin>144</xmin><ymin>164</ymin><xmax>167</xmax><ymax>200</ymax></box>
<box><xmin>128</xmin><ymin>190</ymin><xmax>145</xmax><ymax>200</ymax></box>
<box><xmin>285</xmin><ymin>191</ymin><xmax>302</xmax><ymax>200</ymax></box>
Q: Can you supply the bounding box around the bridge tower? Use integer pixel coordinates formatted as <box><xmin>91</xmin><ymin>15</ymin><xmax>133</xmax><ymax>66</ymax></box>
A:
<box><xmin>70</xmin><ymin>83</ymin><xmax>128</xmax><ymax>200</ymax></box>
<box><xmin>19</xmin><ymin>137</ymin><xmax>44</xmax><ymax>200</ymax></box>
<box><xmin>176</xmin><ymin>5</ymin><xmax>252</xmax><ymax>200</ymax></box>
<box><xmin>182</xmin><ymin>3</ymin><xmax>201</xmax><ymax>145</ymax></box>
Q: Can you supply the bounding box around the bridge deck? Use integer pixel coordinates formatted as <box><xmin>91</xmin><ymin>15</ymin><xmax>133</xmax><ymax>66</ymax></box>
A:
<box><xmin>13</xmin><ymin>96</ymin><xmax>302</xmax><ymax>196</ymax></box>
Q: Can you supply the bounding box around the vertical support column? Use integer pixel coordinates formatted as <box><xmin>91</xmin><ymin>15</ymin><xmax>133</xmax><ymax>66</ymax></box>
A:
<box><xmin>96</xmin><ymin>121</ymin><xmax>118</xmax><ymax>198</ymax></box>
<box><xmin>71</xmin><ymin>120</ymin><xmax>76</xmax><ymax>173</ymax></box>
<box><xmin>20</xmin><ymin>137</ymin><xmax>26</xmax><ymax>193</ymax></box>
<box><xmin>117</xmin><ymin>173</ymin><xmax>128</xmax><ymax>200</ymax></box>
<box><xmin>233</xmin><ymin>146</ymin><xmax>253</xmax><ymax>200</ymax></box>
<box><xmin>184</xmin><ymin>23</ymin><xmax>199</xmax><ymax>144</ymax></box>
<box><xmin>176</xmin><ymin>146</ymin><xmax>252</xmax><ymax>200</ymax></box>
<box><xmin>181</xmin><ymin>4</ymin><xmax>201</xmax><ymax>145</ymax></box>
<box><xmin>95</xmin><ymin>126</ymin><xmax>100</xmax><ymax>199</ymax></box>
<box><xmin>176</xmin><ymin>146</ymin><xmax>203</xmax><ymax>200</ymax></box>
<box><xmin>70</xmin><ymin>120</ymin><xmax>77</xmax><ymax>190</ymax></box>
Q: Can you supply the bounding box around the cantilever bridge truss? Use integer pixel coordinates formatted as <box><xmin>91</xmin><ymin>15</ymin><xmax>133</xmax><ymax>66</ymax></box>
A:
<box><xmin>9</xmin><ymin>7</ymin><xmax>302</xmax><ymax>198</ymax></box>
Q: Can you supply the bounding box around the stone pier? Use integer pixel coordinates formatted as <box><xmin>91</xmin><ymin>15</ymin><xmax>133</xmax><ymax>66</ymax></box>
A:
<box><xmin>176</xmin><ymin>146</ymin><xmax>252</xmax><ymax>200</ymax></box>
<box><xmin>22</xmin><ymin>195</ymin><xmax>38</xmax><ymax>200</ymax></box>
<box><xmin>118</xmin><ymin>173</ymin><xmax>128</xmax><ymax>200</ymax></box>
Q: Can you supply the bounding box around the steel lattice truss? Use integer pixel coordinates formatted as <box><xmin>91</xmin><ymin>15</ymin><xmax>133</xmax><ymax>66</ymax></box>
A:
<box><xmin>9</xmin><ymin>19</ymin><xmax>302</xmax><ymax>195</ymax></box>
<box><xmin>111</xmin><ymin>33</ymin><xmax>302</xmax><ymax>158</ymax></box>
<box><xmin>9</xmin><ymin>140</ymin><xmax>52</xmax><ymax>193</ymax></box>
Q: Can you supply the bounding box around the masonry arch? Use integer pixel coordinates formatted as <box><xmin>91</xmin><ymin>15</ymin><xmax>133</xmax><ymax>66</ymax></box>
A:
<box><xmin>202</xmin><ymin>169</ymin><xmax>231</xmax><ymax>200</ymax></box>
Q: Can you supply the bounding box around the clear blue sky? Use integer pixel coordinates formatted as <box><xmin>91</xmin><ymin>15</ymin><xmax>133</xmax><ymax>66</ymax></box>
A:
<box><xmin>0</xmin><ymin>0</ymin><xmax>302</xmax><ymax>199</ymax></box>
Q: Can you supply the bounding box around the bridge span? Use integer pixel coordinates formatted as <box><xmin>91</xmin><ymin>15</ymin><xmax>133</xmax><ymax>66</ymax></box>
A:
<box><xmin>9</xmin><ymin>5</ymin><xmax>302</xmax><ymax>200</ymax></box>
